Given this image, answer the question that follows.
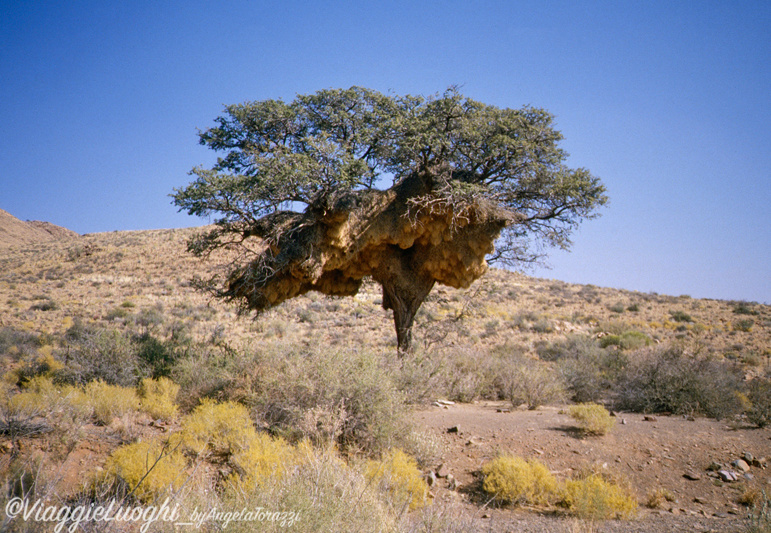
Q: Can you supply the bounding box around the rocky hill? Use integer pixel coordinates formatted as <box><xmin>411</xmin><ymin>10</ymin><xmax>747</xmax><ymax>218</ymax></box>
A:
<box><xmin>0</xmin><ymin>208</ymin><xmax>79</xmax><ymax>248</ymax></box>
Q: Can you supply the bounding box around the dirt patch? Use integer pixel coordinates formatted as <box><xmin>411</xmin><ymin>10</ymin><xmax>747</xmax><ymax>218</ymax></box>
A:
<box><xmin>414</xmin><ymin>402</ymin><xmax>770</xmax><ymax>532</ymax></box>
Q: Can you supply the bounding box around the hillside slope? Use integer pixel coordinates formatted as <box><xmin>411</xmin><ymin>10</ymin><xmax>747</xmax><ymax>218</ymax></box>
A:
<box><xmin>0</xmin><ymin>208</ymin><xmax>79</xmax><ymax>248</ymax></box>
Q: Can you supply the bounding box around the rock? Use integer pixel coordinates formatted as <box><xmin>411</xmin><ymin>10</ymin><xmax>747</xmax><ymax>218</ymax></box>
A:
<box><xmin>751</xmin><ymin>457</ymin><xmax>767</xmax><ymax>468</ymax></box>
<box><xmin>533</xmin><ymin>448</ymin><xmax>544</xmax><ymax>455</ymax></box>
<box><xmin>0</xmin><ymin>441</ymin><xmax>12</xmax><ymax>453</ymax></box>
<box><xmin>447</xmin><ymin>474</ymin><xmax>458</xmax><ymax>490</ymax></box>
<box><xmin>706</xmin><ymin>462</ymin><xmax>723</xmax><ymax>472</ymax></box>
<box><xmin>643</xmin><ymin>415</ymin><xmax>657</xmax><ymax>422</ymax></box>
<box><xmin>717</xmin><ymin>470</ymin><xmax>738</xmax><ymax>482</ymax></box>
<box><xmin>496</xmin><ymin>408</ymin><xmax>511</xmax><ymax>413</ymax></box>
<box><xmin>732</xmin><ymin>459</ymin><xmax>750</xmax><ymax>473</ymax></box>
<box><xmin>743</xmin><ymin>473</ymin><xmax>755</xmax><ymax>481</ymax></box>
<box><xmin>436</xmin><ymin>464</ymin><xmax>449</xmax><ymax>478</ymax></box>
<box><xmin>424</xmin><ymin>471</ymin><xmax>436</xmax><ymax>487</ymax></box>
<box><xmin>620</xmin><ymin>418</ymin><xmax>627</xmax><ymax>424</ymax></box>
<box><xmin>742</xmin><ymin>452</ymin><xmax>754</xmax><ymax>463</ymax></box>
<box><xmin>435</xmin><ymin>399</ymin><xmax>455</xmax><ymax>406</ymax></box>
<box><xmin>683</xmin><ymin>471</ymin><xmax>702</xmax><ymax>481</ymax></box>
<box><xmin>447</xmin><ymin>425</ymin><xmax>460</xmax><ymax>434</ymax></box>
<box><xmin>693</xmin><ymin>497</ymin><xmax>708</xmax><ymax>504</ymax></box>
<box><xmin>670</xmin><ymin>507</ymin><xmax>680</xmax><ymax>515</ymax></box>
<box><xmin>466</xmin><ymin>436</ymin><xmax>484</xmax><ymax>446</ymax></box>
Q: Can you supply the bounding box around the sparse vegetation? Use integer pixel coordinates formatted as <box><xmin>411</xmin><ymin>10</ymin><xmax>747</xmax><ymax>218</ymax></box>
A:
<box><xmin>481</xmin><ymin>455</ymin><xmax>557</xmax><ymax>506</ymax></box>
<box><xmin>562</xmin><ymin>474</ymin><xmax>637</xmax><ymax>520</ymax></box>
<box><xmin>569</xmin><ymin>403</ymin><xmax>615</xmax><ymax>436</ymax></box>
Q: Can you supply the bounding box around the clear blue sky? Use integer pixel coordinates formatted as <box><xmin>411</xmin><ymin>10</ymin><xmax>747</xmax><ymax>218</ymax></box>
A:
<box><xmin>1</xmin><ymin>1</ymin><xmax>769</xmax><ymax>303</ymax></box>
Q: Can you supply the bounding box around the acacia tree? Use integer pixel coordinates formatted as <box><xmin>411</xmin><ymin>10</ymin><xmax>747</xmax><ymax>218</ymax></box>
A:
<box><xmin>172</xmin><ymin>87</ymin><xmax>607</xmax><ymax>352</ymax></box>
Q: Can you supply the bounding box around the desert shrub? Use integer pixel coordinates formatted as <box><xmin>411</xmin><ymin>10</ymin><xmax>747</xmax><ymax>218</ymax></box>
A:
<box><xmin>58</xmin><ymin>326</ymin><xmax>144</xmax><ymax>386</ymax></box>
<box><xmin>221</xmin><ymin>343</ymin><xmax>409</xmax><ymax>455</ymax></box>
<box><xmin>179</xmin><ymin>399</ymin><xmax>255</xmax><ymax>456</ymax></box>
<box><xmin>562</xmin><ymin>475</ymin><xmax>637</xmax><ymax>520</ymax></box>
<box><xmin>645</xmin><ymin>487</ymin><xmax>676</xmax><ymax>509</ymax></box>
<box><xmin>614</xmin><ymin>346</ymin><xmax>745</xmax><ymax>419</ymax></box>
<box><xmin>569</xmin><ymin>403</ymin><xmax>615</xmax><ymax>436</ymax></box>
<box><xmin>540</xmin><ymin>335</ymin><xmax>626</xmax><ymax>403</ymax></box>
<box><xmin>746</xmin><ymin>378</ymin><xmax>771</xmax><ymax>428</ymax></box>
<box><xmin>733</xmin><ymin>302</ymin><xmax>759</xmax><ymax>315</ymax></box>
<box><xmin>216</xmin><ymin>445</ymin><xmax>393</xmax><ymax>533</ymax></box>
<box><xmin>747</xmin><ymin>490</ymin><xmax>771</xmax><ymax>533</ymax></box>
<box><xmin>669</xmin><ymin>310</ymin><xmax>693</xmax><ymax>323</ymax></box>
<box><xmin>734</xmin><ymin>319</ymin><xmax>754</xmax><ymax>332</ymax></box>
<box><xmin>365</xmin><ymin>449</ymin><xmax>429</xmax><ymax>511</ymax></box>
<box><xmin>226</xmin><ymin>433</ymin><xmax>307</xmax><ymax>490</ymax></box>
<box><xmin>502</xmin><ymin>358</ymin><xmax>566</xmax><ymax>410</ymax></box>
<box><xmin>135</xmin><ymin>334</ymin><xmax>177</xmax><ymax>378</ymax></box>
<box><xmin>481</xmin><ymin>455</ymin><xmax>557</xmax><ymax>506</ymax></box>
<box><xmin>84</xmin><ymin>380</ymin><xmax>140</xmax><ymax>425</ymax></box>
<box><xmin>598</xmin><ymin>330</ymin><xmax>651</xmax><ymax>351</ymax></box>
<box><xmin>138</xmin><ymin>377</ymin><xmax>180</xmax><ymax>420</ymax></box>
<box><xmin>101</xmin><ymin>438</ymin><xmax>187</xmax><ymax>503</ymax></box>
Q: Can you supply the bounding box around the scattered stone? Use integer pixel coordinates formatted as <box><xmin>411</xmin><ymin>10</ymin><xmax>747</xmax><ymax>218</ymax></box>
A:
<box><xmin>717</xmin><ymin>470</ymin><xmax>738</xmax><ymax>482</ymax></box>
<box><xmin>742</xmin><ymin>452</ymin><xmax>754</xmax><ymax>463</ymax></box>
<box><xmin>447</xmin><ymin>425</ymin><xmax>460</xmax><ymax>434</ymax></box>
<box><xmin>424</xmin><ymin>471</ymin><xmax>436</xmax><ymax>487</ymax></box>
<box><xmin>447</xmin><ymin>474</ymin><xmax>458</xmax><ymax>490</ymax></box>
<box><xmin>643</xmin><ymin>415</ymin><xmax>657</xmax><ymax>422</ymax></box>
<box><xmin>732</xmin><ymin>459</ymin><xmax>750</xmax><ymax>473</ymax></box>
<box><xmin>743</xmin><ymin>473</ymin><xmax>755</xmax><ymax>481</ymax></box>
<box><xmin>481</xmin><ymin>513</ymin><xmax>490</xmax><ymax>519</ymax></box>
<box><xmin>620</xmin><ymin>418</ymin><xmax>627</xmax><ymax>425</ymax></box>
<box><xmin>670</xmin><ymin>507</ymin><xmax>680</xmax><ymax>515</ymax></box>
<box><xmin>435</xmin><ymin>399</ymin><xmax>455</xmax><ymax>406</ymax></box>
<box><xmin>693</xmin><ymin>497</ymin><xmax>708</xmax><ymax>505</ymax></box>
<box><xmin>496</xmin><ymin>408</ymin><xmax>511</xmax><ymax>413</ymax></box>
<box><xmin>706</xmin><ymin>462</ymin><xmax>723</xmax><ymax>472</ymax></box>
<box><xmin>751</xmin><ymin>457</ymin><xmax>767</xmax><ymax>468</ymax></box>
<box><xmin>533</xmin><ymin>448</ymin><xmax>544</xmax><ymax>455</ymax></box>
<box><xmin>466</xmin><ymin>436</ymin><xmax>484</xmax><ymax>446</ymax></box>
<box><xmin>683</xmin><ymin>471</ymin><xmax>702</xmax><ymax>481</ymax></box>
<box><xmin>436</xmin><ymin>463</ymin><xmax>449</xmax><ymax>478</ymax></box>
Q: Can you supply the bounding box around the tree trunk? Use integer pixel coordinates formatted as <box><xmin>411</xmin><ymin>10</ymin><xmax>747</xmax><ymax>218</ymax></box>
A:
<box><xmin>374</xmin><ymin>245</ymin><xmax>435</xmax><ymax>354</ymax></box>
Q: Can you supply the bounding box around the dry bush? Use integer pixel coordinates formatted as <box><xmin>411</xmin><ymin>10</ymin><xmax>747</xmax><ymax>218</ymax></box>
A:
<box><xmin>178</xmin><ymin>399</ymin><xmax>254</xmax><ymax>456</ymax></box>
<box><xmin>746</xmin><ymin>378</ymin><xmax>771</xmax><ymax>428</ymax></box>
<box><xmin>569</xmin><ymin>403</ymin><xmax>615</xmax><ymax>436</ymax></box>
<box><xmin>481</xmin><ymin>455</ymin><xmax>558</xmax><ymax>506</ymax></box>
<box><xmin>99</xmin><ymin>437</ymin><xmax>187</xmax><ymax>503</ymax></box>
<box><xmin>613</xmin><ymin>345</ymin><xmax>745</xmax><ymax>419</ymax></box>
<box><xmin>83</xmin><ymin>380</ymin><xmax>140</xmax><ymax>425</ymax></box>
<box><xmin>226</xmin><ymin>433</ymin><xmax>307</xmax><ymax>490</ymax></box>
<box><xmin>365</xmin><ymin>448</ymin><xmax>430</xmax><ymax>511</ymax></box>
<box><xmin>562</xmin><ymin>474</ymin><xmax>637</xmax><ymax>520</ymax></box>
<box><xmin>138</xmin><ymin>376</ymin><xmax>180</xmax><ymax>420</ymax></box>
<box><xmin>645</xmin><ymin>487</ymin><xmax>676</xmax><ymax>508</ymax></box>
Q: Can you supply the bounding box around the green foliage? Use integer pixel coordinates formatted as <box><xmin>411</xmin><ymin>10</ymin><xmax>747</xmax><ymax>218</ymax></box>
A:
<box><xmin>481</xmin><ymin>455</ymin><xmax>557</xmax><ymax>505</ymax></box>
<box><xmin>562</xmin><ymin>475</ymin><xmax>637</xmax><ymax>520</ymax></box>
<box><xmin>598</xmin><ymin>330</ymin><xmax>651</xmax><ymax>350</ymax></box>
<box><xmin>365</xmin><ymin>449</ymin><xmax>429</xmax><ymax>511</ymax></box>
<box><xmin>669</xmin><ymin>310</ymin><xmax>693</xmax><ymax>323</ymax></box>
<box><xmin>569</xmin><ymin>403</ymin><xmax>616</xmax><ymax>436</ymax></box>
<box><xmin>734</xmin><ymin>319</ymin><xmax>754</xmax><ymax>332</ymax></box>
<box><xmin>101</xmin><ymin>438</ymin><xmax>187</xmax><ymax>503</ymax></box>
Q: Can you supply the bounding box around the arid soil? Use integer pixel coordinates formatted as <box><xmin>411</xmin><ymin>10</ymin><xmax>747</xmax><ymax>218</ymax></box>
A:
<box><xmin>414</xmin><ymin>402</ymin><xmax>770</xmax><ymax>532</ymax></box>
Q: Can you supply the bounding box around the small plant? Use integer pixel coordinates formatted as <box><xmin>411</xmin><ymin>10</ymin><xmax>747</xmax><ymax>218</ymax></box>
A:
<box><xmin>734</xmin><ymin>319</ymin><xmax>754</xmax><ymax>332</ymax></box>
<box><xmin>227</xmin><ymin>433</ymin><xmax>309</xmax><ymax>490</ymax></box>
<box><xmin>669</xmin><ymin>310</ymin><xmax>693</xmax><ymax>323</ymax></box>
<box><xmin>84</xmin><ymin>380</ymin><xmax>140</xmax><ymax>425</ymax></box>
<box><xmin>138</xmin><ymin>377</ymin><xmax>179</xmax><ymax>420</ymax></box>
<box><xmin>179</xmin><ymin>399</ymin><xmax>254</xmax><ymax>456</ymax></box>
<box><xmin>100</xmin><ymin>438</ymin><xmax>187</xmax><ymax>503</ymax></box>
<box><xmin>562</xmin><ymin>474</ymin><xmax>637</xmax><ymax>520</ymax></box>
<box><xmin>747</xmin><ymin>490</ymin><xmax>771</xmax><ymax>533</ymax></box>
<box><xmin>366</xmin><ymin>448</ymin><xmax>429</xmax><ymax>511</ymax></box>
<box><xmin>569</xmin><ymin>403</ymin><xmax>615</xmax><ymax>436</ymax></box>
<box><xmin>646</xmin><ymin>487</ymin><xmax>676</xmax><ymax>508</ymax></box>
<box><xmin>481</xmin><ymin>455</ymin><xmax>557</xmax><ymax>506</ymax></box>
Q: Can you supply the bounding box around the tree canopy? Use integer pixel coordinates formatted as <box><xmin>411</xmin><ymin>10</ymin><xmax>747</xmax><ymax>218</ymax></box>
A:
<box><xmin>173</xmin><ymin>86</ymin><xmax>607</xmax><ymax>351</ymax></box>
